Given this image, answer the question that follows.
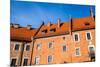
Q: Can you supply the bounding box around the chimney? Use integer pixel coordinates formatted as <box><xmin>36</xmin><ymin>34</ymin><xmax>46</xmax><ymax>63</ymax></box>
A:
<box><xmin>90</xmin><ymin>7</ymin><xmax>94</xmax><ymax>17</ymax></box>
<box><xmin>27</xmin><ymin>25</ymin><xmax>32</xmax><ymax>30</ymax></box>
<box><xmin>14</xmin><ymin>24</ymin><xmax>19</xmax><ymax>28</ymax></box>
<box><xmin>57</xmin><ymin>18</ymin><xmax>61</xmax><ymax>28</ymax></box>
<box><xmin>10</xmin><ymin>23</ymin><xmax>13</xmax><ymax>27</ymax></box>
<box><xmin>47</xmin><ymin>22</ymin><xmax>51</xmax><ymax>27</ymax></box>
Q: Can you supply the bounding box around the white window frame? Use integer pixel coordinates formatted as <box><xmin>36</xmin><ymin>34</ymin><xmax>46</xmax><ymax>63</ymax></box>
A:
<box><xmin>48</xmin><ymin>42</ymin><xmax>53</xmax><ymax>49</ymax></box>
<box><xmin>37</xmin><ymin>44</ymin><xmax>41</xmax><ymax>50</ymax></box>
<box><xmin>11</xmin><ymin>57</ymin><xmax>18</xmax><ymax>66</ymax></box>
<box><xmin>47</xmin><ymin>55</ymin><xmax>53</xmax><ymax>64</ymax></box>
<box><xmin>75</xmin><ymin>47</ymin><xmax>81</xmax><ymax>56</ymax></box>
<box><xmin>23</xmin><ymin>57</ymin><xmax>28</xmax><ymax>66</ymax></box>
<box><xmin>73</xmin><ymin>33</ymin><xmax>80</xmax><ymax>42</ymax></box>
<box><xmin>13</xmin><ymin>42</ymin><xmax>21</xmax><ymax>51</ymax></box>
<box><xmin>24</xmin><ymin>43</ymin><xmax>30</xmax><ymax>51</ymax></box>
<box><xmin>34</xmin><ymin>56</ymin><xmax>40</xmax><ymax>65</ymax></box>
<box><xmin>86</xmin><ymin>32</ymin><xmax>92</xmax><ymax>41</ymax></box>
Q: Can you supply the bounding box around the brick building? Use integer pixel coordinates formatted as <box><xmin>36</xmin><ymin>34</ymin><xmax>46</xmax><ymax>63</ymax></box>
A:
<box><xmin>10</xmin><ymin>8</ymin><xmax>95</xmax><ymax>66</ymax></box>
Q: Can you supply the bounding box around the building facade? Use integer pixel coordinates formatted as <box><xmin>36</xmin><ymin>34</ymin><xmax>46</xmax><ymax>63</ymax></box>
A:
<box><xmin>10</xmin><ymin>9</ymin><xmax>95</xmax><ymax>66</ymax></box>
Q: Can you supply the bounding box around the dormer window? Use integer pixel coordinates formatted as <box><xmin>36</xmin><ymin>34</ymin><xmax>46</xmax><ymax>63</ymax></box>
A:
<box><xmin>50</xmin><ymin>28</ymin><xmax>56</xmax><ymax>33</ymax></box>
<box><xmin>85</xmin><ymin>22</ymin><xmax>90</xmax><ymax>26</ymax></box>
<box><xmin>42</xmin><ymin>30</ymin><xmax>47</xmax><ymax>34</ymax></box>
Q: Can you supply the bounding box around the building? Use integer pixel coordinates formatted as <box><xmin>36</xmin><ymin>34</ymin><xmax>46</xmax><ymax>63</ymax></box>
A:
<box><xmin>10</xmin><ymin>8</ymin><xmax>95</xmax><ymax>66</ymax></box>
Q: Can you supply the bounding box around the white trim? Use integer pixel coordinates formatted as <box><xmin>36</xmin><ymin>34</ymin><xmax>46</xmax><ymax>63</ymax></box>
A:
<box><xmin>75</xmin><ymin>47</ymin><xmax>81</xmax><ymax>56</ymax></box>
<box><xmin>73</xmin><ymin>33</ymin><xmax>80</xmax><ymax>42</ymax></box>
<box><xmin>34</xmin><ymin>56</ymin><xmax>40</xmax><ymax>65</ymax></box>
<box><xmin>86</xmin><ymin>32</ymin><xmax>92</xmax><ymax>41</ymax></box>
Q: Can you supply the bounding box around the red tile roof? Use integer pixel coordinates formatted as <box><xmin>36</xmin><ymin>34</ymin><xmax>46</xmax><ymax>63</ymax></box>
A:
<box><xmin>10</xmin><ymin>16</ymin><xmax>95</xmax><ymax>40</ymax></box>
<box><xmin>10</xmin><ymin>27</ymin><xmax>37</xmax><ymax>41</ymax></box>
<box><xmin>72</xmin><ymin>16</ymin><xmax>95</xmax><ymax>31</ymax></box>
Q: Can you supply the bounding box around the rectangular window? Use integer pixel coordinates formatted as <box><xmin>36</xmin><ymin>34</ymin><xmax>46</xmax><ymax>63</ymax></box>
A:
<box><xmin>10</xmin><ymin>59</ymin><xmax>16</xmax><ymax>66</ymax></box>
<box><xmin>86</xmin><ymin>32</ymin><xmax>91</xmax><ymax>40</ymax></box>
<box><xmin>37</xmin><ymin>44</ymin><xmax>41</xmax><ymax>50</ymax></box>
<box><xmin>48</xmin><ymin>42</ymin><xmax>53</xmax><ymax>48</ymax></box>
<box><xmin>34</xmin><ymin>57</ymin><xmax>40</xmax><ymax>64</ymax></box>
<box><xmin>50</xmin><ymin>29</ymin><xmax>56</xmax><ymax>33</ymax></box>
<box><xmin>23</xmin><ymin>59</ymin><xmax>28</xmax><ymax>66</ymax></box>
<box><xmin>42</xmin><ymin>30</ymin><xmax>47</xmax><ymax>34</ymax></box>
<box><xmin>74</xmin><ymin>34</ymin><xmax>79</xmax><ymax>41</ymax></box>
<box><xmin>48</xmin><ymin>55</ymin><xmax>52</xmax><ymax>64</ymax></box>
<box><xmin>75</xmin><ymin>48</ymin><xmax>80</xmax><ymax>56</ymax></box>
<box><xmin>15</xmin><ymin>44</ymin><xmax>20</xmax><ymax>50</ymax></box>
<box><xmin>63</xmin><ymin>45</ymin><xmax>66</xmax><ymax>52</ymax></box>
<box><xmin>26</xmin><ymin>45</ymin><xmax>30</xmax><ymax>51</ymax></box>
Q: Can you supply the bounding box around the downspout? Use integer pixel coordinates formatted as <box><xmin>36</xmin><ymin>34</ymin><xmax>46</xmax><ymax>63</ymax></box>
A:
<box><xmin>30</xmin><ymin>22</ymin><xmax>44</xmax><ymax>65</ymax></box>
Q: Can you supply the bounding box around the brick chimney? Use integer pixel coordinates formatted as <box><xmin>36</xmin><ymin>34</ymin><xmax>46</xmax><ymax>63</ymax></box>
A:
<box><xmin>13</xmin><ymin>24</ymin><xmax>19</xmax><ymax>28</ymax></box>
<box><xmin>27</xmin><ymin>25</ymin><xmax>32</xmax><ymax>30</ymax></box>
<box><xmin>57</xmin><ymin>18</ymin><xmax>61</xmax><ymax>28</ymax></box>
<box><xmin>47</xmin><ymin>22</ymin><xmax>51</xmax><ymax>27</ymax></box>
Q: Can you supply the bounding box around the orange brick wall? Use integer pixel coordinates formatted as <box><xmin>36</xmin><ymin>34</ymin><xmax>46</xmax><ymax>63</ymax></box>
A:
<box><xmin>31</xmin><ymin>29</ymin><xmax>95</xmax><ymax>65</ymax></box>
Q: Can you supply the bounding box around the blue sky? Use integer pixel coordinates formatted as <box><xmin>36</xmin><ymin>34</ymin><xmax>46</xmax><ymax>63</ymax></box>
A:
<box><xmin>11</xmin><ymin>0</ymin><xmax>95</xmax><ymax>28</ymax></box>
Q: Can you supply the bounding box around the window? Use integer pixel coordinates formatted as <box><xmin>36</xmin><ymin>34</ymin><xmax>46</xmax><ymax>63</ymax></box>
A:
<box><xmin>62</xmin><ymin>45</ymin><xmax>66</xmax><ymax>52</ymax></box>
<box><xmin>42</xmin><ymin>30</ymin><xmax>47</xmax><ymax>34</ymax></box>
<box><xmin>10</xmin><ymin>59</ymin><xmax>16</xmax><ymax>66</ymax></box>
<box><xmin>85</xmin><ymin>22</ymin><xmax>90</xmax><ymax>26</ymax></box>
<box><xmin>37</xmin><ymin>44</ymin><xmax>41</xmax><ymax>50</ymax></box>
<box><xmin>89</xmin><ymin>47</ymin><xmax>94</xmax><ymax>52</ymax></box>
<box><xmin>75</xmin><ymin>48</ymin><xmax>80</xmax><ymax>56</ymax></box>
<box><xmin>74</xmin><ymin>34</ymin><xmax>79</xmax><ymax>41</ymax></box>
<box><xmin>26</xmin><ymin>45</ymin><xmax>30</xmax><ymax>51</ymax></box>
<box><xmin>50</xmin><ymin>29</ymin><xmax>56</xmax><ymax>33</ymax></box>
<box><xmin>15</xmin><ymin>44</ymin><xmax>20</xmax><ymax>50</ymax></box>
<box><xmin>23</xmin><ymin>59</ymin><xmax>28</xmax><ymax>66</ymax></box>
<box><xmin>48</xmin><ymin>55</ymin><xmax>52</xmax><ymax>64</ymax></box>
<box><xmin>34</xmin><ymin>57</ymin><xmax>40</xmax><ymax>64</ymax></box>
<box><xmin>48</xmin><ymin>42</ymin><xmax>53</xmax><ymax>48</ymax></box>
<box><xmin>86</xmin><ymin>32</ymin><xmax>91</xmax><ymax>40</ymax></box>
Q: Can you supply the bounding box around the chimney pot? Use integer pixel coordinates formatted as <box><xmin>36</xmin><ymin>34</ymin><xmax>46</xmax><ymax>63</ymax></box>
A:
<box><xmin>14</xmin><ymin>24</ymin><xmax>19</xmax><ymax>28</ymax></box>
<box><xmin>27</xmin><ymin>25</ymin><xmax>32</xmax><ymax>30</ymax></box>
<box><xmin>57</xmin><ymin>18</ymin><xmax>61</xmax><ymax>28</ymax></box>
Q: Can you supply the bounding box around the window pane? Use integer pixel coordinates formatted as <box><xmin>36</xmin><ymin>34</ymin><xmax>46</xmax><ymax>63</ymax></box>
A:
<box><xmin>11</xmin><ymin>59</ymin><xmax>16</xmax><ymax>66</ymax></box>
<box><xmin>15</xmin><ymin>44</ymin><xmax>19</xmax><ymax>50</ymax></box>
<box><xmin>89</xmin><ymin>47</ymin><xmax>94</xmax><ymax>52</ymax></box>
<box><xmin>87</xmin><ymin>33</ymin><xmax>91</xmax><ymax>40</ymax></box>
<box><xmin>76</xmin><ymin>48</ymin><xmax>80</xmax><ymax>56</ymax></box>
<box><xmin>26</xmin><ymin>45</ymin><xmax>30</xmax><ymax>51</ymax></box>
<box><xmin>63</xmin><ymin>45</ymin><xmax>66</xmax><ymax>52</ymax></box>
<box><xmin>48</xmin><ymin>55</ymin><xmax>52</xmax><ymax>64</ymax></box>
<box><xmin>75</xmin><ymin>34</ymin><xmax>78</xmax><ymax>41</ymax></box>
<box><xmin>48</xmin><ymin>42</ymin><xmax>52</xmax><ymax>48</ymax></box>
<box><xmin>37</xmin><ymin>44</ymin><xmax>41</xmax><ymax>50</ymax></box>
<box><xmin>35</xmin><ymin>57</ymin><xmax>40</xmax><ymax>64</ymax></box>
<box><xmin>23</xmin><ymin>59</ymin><xmax>28</xmax><ymax>66</ymax></box>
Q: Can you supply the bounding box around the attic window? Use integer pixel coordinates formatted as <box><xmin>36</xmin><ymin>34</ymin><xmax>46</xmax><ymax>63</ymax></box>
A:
<box><xmin>85</xmin><ymin>22</ymin><xmax>90</xmax><ymax>26</ymax></box>
<box><xmin>50</xmin><ymin>28</ymin><xmax>56</xmax><ymax>33</ymax></box>
<box><xmin>42</xmin><ymin>30</ymin><xmax>47</xmax><ymax>34</ymax></box>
